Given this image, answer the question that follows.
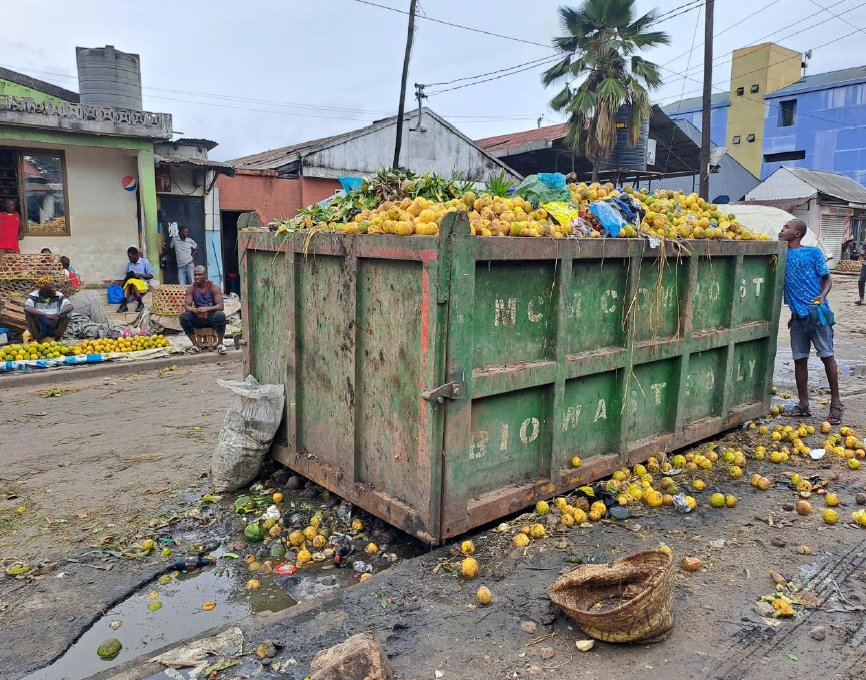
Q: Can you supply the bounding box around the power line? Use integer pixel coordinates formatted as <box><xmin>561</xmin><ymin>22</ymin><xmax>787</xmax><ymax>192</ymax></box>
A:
<box><xmin>426</xmin><ymin>57</ymin><xmax>561</xmax><ymax>96</ymax></box>
<box><xmin>663</xmin><ymin>0</ymin><xmax>703</xmax><ymax>174</ymax></box>
<box><xmin>654</xmin><ymin>0</ymin><xmax>703</xmax><ymax>24</ymax></box>
<box><xmin>680</xmin><ymin>0</ymin><xmax>866</xmax><ymax>79</ymax></box>
<box><xmin>424</xmin><ymin>55</ymin><xmax>558</xmax><ymax>87</ymax></box>
<box><xmin>806</xmin><ymin>0</ymin><xmax>866</xmax><ymax>37</ymax></box>
<box><xmin>661</xmin><ymin>0</ymin><xmax>783</xmax><ymax>68</ymax></box>
<box><xmin>346</xmin><ymin>0</ymin><xmax>551</xmax><ymax>48</ymax></box>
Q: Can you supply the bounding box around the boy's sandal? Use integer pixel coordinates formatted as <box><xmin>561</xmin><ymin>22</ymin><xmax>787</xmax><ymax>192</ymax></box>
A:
<box><xmin>828</xmin><ymin>404</ymin><xmax>844</xmax><ymax>426</ymax></box>
<box><xmin>785</xmin><ymin>404</ymin><xmax>812</xmax><ymax>417</ymax></box>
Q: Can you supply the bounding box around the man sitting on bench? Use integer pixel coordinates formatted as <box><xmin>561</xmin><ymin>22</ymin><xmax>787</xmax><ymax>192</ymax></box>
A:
<box><xmin>180</xmin><ymin>265</ymin><xmax>227</xmax><ymax>354</ymax></box>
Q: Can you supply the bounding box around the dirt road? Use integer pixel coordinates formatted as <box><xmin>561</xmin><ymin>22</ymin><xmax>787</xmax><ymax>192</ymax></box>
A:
<box><xmin>0</xmin><ymin>359</ymin><xmax>241</xmax><ymax>676</ymax></box>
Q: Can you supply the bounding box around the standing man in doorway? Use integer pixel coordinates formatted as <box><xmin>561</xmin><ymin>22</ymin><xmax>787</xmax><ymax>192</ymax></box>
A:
<box><xmin>180</xmin><ymin>265</ymin><xmax>227</xmax><ymax>354</ymax></box>
<box><xmin>778</xmin><ymin>218</ymin><xmax>843</xmax><ymax>424</ymax></box>
<box><xmin>168</xmin><ymin>225</ymin><xmax>198</xmax><ymax>285</ymax></box>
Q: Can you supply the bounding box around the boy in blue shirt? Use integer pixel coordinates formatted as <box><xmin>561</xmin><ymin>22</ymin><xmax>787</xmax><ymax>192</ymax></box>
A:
<box><xmin>778</xmin><ymin>219</ymin><xmax>843</xmax><ymax>423</ymax></box>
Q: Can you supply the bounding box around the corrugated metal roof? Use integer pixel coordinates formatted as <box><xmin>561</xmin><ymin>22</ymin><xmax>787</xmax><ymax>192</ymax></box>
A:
<box><xmin>783</xmin><ymin>167</ymin><xmax>866</xmax><ymax>203</ymax></box>
<box><xmin>226</xmin><ymin>108</ymin><xmax>519</xmax><ymax>179</ymax></box>
<box><xmin>174</xmin><ymin>138</ymin><xmax>219</xmax><ymax>151</ymax></box>
<box><xmin>661</xmin><ymin>92</ymin><xmax>729</xmax><ymax>115</ymax></box>
<box><xmin>767</xmin><ymin>65</ymin><xmax>866</xmax><ymax>98</ymax></box>
<box><xmin>228</xmin><ymin>132</ymin><xmax>347</xmax><ymax>170</ymax></box>
<box><xmin>155</xmin><ymin>154</ymin><xmax>235</xmax><ymax>176</ymax></box>
<box><xmin>475</xmin><ymin>123</ymin><xmax>569</xmax><ymax>153</ymax></box>
<box><xmin>736</xmin><ymin>197</ymin><xmax>811</xmax><ymax>213</ymax></box>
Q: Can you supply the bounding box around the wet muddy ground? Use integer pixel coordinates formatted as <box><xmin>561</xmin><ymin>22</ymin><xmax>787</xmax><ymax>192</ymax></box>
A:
<box><xmin>3</xmin><ymin>274</ymin><xmax>866</xmax><ymax>680</ymax></box>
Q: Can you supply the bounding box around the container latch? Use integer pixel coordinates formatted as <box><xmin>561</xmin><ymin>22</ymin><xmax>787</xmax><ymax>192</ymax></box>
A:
<box><xmin>421</xmin><ymin>382</ymin><xmax>461</xmax><ymax>404</ymax></box>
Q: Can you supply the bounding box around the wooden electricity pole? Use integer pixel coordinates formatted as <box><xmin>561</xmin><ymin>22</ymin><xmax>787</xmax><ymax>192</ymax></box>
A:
<box><xmin>393</xmin><ymin>0</ymin><xmax>418</xmax><ymax>169</ymax></box>
<box><xmin>699</xmin><ymin>0</ymin><xmax>714</xmax><ymax>200</ymax></box>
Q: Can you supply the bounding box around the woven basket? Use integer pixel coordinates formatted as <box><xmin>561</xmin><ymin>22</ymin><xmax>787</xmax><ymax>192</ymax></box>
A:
<box><xmin>0</xmin><ymin>253</ymin><xmax>79</xmax><ymax>303</ymax></box>
<box><xmin>151</xmin><ymin>284</ymin><xmax>188</xmax><ymax>316</ymax></box>
<box><xmin>836</xmin><ymin>259</ymin><xmax>863</xmax><ymax>273</ymax></box>
<box><xmin>548</xmin><ymin>549</ymin><xmax>675</xmax><ymax>644</ymax></box>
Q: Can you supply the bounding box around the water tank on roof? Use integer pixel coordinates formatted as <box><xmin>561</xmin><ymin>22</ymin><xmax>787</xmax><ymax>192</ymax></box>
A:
<box><xmin>596</xmin><ymin>104</ymin><xmax>649</xmax><ymax>172</ymax></box>
<box><xmin>76</xmin><ymin>45</ymin><xmax>142</xmax><ymax>110</ymax></box>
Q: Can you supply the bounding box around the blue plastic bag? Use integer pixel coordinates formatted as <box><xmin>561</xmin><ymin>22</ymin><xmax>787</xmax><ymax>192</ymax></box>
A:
<box><xmin>338</xmin><ymin>177</ymin><xmax>363</xmax><ymax>193</ymax></box>
<box><xmin>538</xmin><ymin>173</ymin><xmax>566</xmax><ymax>189</ymax></box>
<box><xmin>589</xmin><ymin>201</ymin><xmax>625</xmax><ymax>238</ymax></box>
<box><xmin>107</xmin><ymin>284</ymin><xmax>124</xmax><ymax>304</ymax></box>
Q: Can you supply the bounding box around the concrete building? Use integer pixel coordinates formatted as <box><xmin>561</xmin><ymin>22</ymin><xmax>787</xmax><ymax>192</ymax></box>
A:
<box><xmin>742</xmin><ymin>166</ymin><xmax>866</xmax><ymax>264</ymax></box>
<box><xmin>217</xmin><ymin>108</ymin><xmax>518</xmax><ymax>292</ymax></box>
<box><xmin>154</xmin><ymin>138</ymin><xmax>234</xmax><ymax>288</ymax></box>
<box><xmin>664</xmin><ymin>43</ymin><xmax>866</xmax><ymax>186</ymax></box>
<box><xmin>0</xmin><ymin>48</ymin><xmax>234</xmax><ymax>289</ymax></box>
<box><xmin>0</xmin><ymin>51</ymin><xmax>169</xmax><ymax>284</ymax></box>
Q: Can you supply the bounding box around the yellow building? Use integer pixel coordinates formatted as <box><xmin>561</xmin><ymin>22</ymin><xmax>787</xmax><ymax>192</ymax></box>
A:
<box><xmin>724</xmin><ymin>44</ymin><xmax>801</xmax><ymax>176</ymax></box>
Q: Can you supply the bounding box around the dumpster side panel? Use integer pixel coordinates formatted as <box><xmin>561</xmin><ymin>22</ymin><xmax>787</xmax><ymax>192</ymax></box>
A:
<box><xmin>567</xmin><ymin>259</ymin><xmax>627</xmax><ymax>352</ymax></box>
<box><xmin>355</xmin><ymin>258</ymin><xmax>424</xmax><ymax>507</ymax></box>
<box><xmin>245</xmin><ymin>249</ymin><xmax>290</xmax><ymax>389</ymax></box>
<box><xmin>296</xmin><ymin>254</ymin><xmax>355</xmax><ymax>461</ymax></box>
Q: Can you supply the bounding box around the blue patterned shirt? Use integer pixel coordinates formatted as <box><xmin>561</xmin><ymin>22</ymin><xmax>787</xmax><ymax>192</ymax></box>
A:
<box><xmin>784</xmin><ymin>246</ymin><xmax>829</xmax><ymax>318</ymax></box>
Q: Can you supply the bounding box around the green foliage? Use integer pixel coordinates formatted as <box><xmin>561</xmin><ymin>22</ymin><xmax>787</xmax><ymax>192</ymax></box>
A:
<box><xmin>486</xmin><ymin>170</ymin><xmax>515</xmax><ymax>198</ymax></box>
<box><xmin>542</xmin><ymin>0</ymin><xmax>669</xmax><ymax>165</ymax></box>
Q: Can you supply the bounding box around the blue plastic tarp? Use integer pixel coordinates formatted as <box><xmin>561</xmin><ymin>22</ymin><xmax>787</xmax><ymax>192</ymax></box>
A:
<box><xmin>0</xmin><ymin>354</ymin><xmax>106</xmax><ymax>373</ymax></box>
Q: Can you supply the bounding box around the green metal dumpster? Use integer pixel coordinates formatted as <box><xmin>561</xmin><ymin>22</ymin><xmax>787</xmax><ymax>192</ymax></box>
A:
<box><xmin>239</xmin><ymin>213</ymin><xmax>786</xmax><ymax>544</ymax></box>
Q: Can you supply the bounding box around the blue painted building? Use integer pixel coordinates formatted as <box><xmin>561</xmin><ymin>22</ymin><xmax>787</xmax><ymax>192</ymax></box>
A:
<box><xmin>662</xmin><ymin>92</ymin><xmax>730</xmax><ymax>148</ymax></box>
<box><xmin>761</xmin><ymin>65</ymin><xmax>866</xmax><ymax>185</ymax></box>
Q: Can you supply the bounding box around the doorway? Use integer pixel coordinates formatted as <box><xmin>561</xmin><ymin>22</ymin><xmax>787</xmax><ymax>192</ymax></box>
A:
<box><xmin>221</xmin><ymin>210</ymin><xmax>243</xmax><ymax>296</ymax></box>
<box><xmin>158</xmin><ymin>195</ymin><xmax>205</xmax><ymax>284</ymax></box>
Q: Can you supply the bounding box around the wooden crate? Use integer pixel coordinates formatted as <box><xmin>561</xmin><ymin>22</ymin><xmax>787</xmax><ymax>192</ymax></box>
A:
<box><xmin>194</xmin><ymin>328</ymin><xmax>220</xmax><ymax>351</ymax></box>
<box><xmin>0</xmin><ymin>295</ymin><xmax>26</xmax><ymax>334</ymax></box>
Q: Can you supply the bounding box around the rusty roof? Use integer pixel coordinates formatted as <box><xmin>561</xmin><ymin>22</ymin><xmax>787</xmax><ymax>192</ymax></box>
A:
<box><xmin>475</xmin><ymin>123</ymin><xmax>570</xmax><ymax>153</ymax></box>
<box><xmin>737</xmin><ymin>197</ymin><xmax>811</xmax><ymax>213</ymax></box>
<box><xmin>227</xmin><ymin>132</ymin><xmax>358</xmax><ymax>170</ymax></box>
<box><xmin>155</xmin><ymin>154</ymin><xmax>235</xmax><ymax>176</ymax></box>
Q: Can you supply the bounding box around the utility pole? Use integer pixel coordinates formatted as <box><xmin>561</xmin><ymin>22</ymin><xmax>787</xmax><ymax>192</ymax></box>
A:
<box><xmin>699</xmin><ymin>0</ymin><xmax>714</xmax><ymax>200</ymax></box>
<box><xmin>393</xmin><ymin>0</ymin><xmax>418</xmax><ymax>169</ymax></box>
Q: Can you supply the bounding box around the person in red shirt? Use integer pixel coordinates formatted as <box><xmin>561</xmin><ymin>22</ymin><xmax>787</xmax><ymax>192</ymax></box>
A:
<box><xmin>0</xmin><ymin>198</ymin><xmax>21</xmax><ymax>255</ymax></box>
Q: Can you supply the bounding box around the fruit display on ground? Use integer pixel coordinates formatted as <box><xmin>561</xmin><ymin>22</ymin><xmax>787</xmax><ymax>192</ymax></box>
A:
<box><xmin>0</xmin><ymin>335</ymin><xmax>169</xmax><ymax>361</ymax></box>
<box><xmin>274</xmin><ymin>168</ymin><xmax>768</xmax><ymax>240</ymax></box>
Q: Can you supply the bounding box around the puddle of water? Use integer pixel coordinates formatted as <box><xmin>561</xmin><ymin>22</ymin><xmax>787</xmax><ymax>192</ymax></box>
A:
<box><xmin>25</xmin><ymin>482</ymin><xmax>427</xmax><ymax>680</ymax></box>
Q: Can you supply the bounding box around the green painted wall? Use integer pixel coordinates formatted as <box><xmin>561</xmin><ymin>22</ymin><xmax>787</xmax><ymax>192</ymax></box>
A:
<box><xmin>0</xmin><ymin>124</ymin><xmax>159</xmax><ymax>260</ymax></box>
<box><xmin>0</xmin><ymin>78</ymin><xmax>69</xmax><ymax>104</ymax></box>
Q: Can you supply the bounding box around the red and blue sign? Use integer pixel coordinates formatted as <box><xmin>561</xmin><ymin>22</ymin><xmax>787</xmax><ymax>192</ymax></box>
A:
<box><xmin>121</xmin><ymin>175</ymin><xmax>137</xmax><ymax>192</ymax></box>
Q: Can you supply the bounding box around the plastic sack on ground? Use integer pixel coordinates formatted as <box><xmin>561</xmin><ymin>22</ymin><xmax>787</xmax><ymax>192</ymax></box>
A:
<box><xmin>210</xmin><ymin>376</ymin><xmax>286</xmax><ymax>492</ymax></box>
<box><xmin>514</xmin><ymin>174</ymin><xmax>571</xmax><ymax>205</ymax></box>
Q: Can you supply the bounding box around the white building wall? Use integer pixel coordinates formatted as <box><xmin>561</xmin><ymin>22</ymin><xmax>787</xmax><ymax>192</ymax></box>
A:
<box><xmin>745</xmin><ymin>167</ymin><xmax>815</xmax><ymax>200</ymax></box>
<box><xmin>13</xmin><ymin>141</ymin><xmax>140</xmax><ymax>284</ymax></box>
<box><xmin>303</xmin><ymin>111</ymin><xmax>519</xmax><ymax>183</ymax></box>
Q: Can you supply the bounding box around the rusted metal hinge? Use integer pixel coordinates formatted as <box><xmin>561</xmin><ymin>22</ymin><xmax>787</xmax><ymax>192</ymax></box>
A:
<box><xmin>421</xmin><ymin>382</ymin><xmax>461</xmax><ymax>404</ymax></box>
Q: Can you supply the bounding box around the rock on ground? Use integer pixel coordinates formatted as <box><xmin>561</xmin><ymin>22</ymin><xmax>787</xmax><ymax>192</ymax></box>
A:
<box><xmin>310</xmin><ymin>632</ymin><xmax>394</xmax><ymax>680</ymax></box>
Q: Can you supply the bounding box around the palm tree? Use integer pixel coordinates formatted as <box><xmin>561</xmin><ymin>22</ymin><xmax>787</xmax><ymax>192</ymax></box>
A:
<box><xmin>543</xmin><ymin>0</ymin><xmax>670</xmax><ymax>181</ymax></box>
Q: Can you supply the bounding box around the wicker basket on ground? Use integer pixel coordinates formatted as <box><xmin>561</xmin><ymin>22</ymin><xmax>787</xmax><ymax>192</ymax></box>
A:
<box><xmin>0</xmin><ymin>253</ymin><xmax>79</xmax><ymax>303</ymax></box>
<box><xmin>548</xmin><ymin>549</ymin><xmax>675</xmax><ymax>643</ymax></box>
<box><xmin>836</xmin><ymin>259</ymin><xmax>863</xmax><ymax>274</ymax></box>
<box><xmin>151</xmin><ymin>284</ymin><xmax>189</xmax><ymax>316</ymax></box>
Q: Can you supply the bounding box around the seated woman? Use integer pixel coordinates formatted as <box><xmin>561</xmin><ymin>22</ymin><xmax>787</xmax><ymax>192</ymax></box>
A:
<box><xmin>119</xmin><ymin>246</ymin><xmax>154</xmax><ymax>313</ymax></box>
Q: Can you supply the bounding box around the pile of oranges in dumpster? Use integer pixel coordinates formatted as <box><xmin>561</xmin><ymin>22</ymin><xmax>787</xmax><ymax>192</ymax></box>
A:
<box><xmin>291</xmin><ymin>182</ymin><xmax>768</xmax><ymax>240</ymax></box>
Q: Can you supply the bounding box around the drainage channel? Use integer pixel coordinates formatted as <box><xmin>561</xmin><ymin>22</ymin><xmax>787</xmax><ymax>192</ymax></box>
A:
<box><xmin>24</xmin><ymin>523</ymin><xmax>425</xmax><ymax>679</ymax></box>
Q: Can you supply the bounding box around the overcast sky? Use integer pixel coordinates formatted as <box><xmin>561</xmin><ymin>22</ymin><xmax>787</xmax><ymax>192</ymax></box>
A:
<box><xmin>5</xmin><ymin>0</ymin><xmax>866</xmax><ymax>161</ymax></box>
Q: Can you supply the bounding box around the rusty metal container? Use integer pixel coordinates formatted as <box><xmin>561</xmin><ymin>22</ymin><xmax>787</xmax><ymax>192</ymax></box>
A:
<box><xmin>239</xmin><ymin>214</ymin><xmax>786</xmax><ymax>544</ymax></box>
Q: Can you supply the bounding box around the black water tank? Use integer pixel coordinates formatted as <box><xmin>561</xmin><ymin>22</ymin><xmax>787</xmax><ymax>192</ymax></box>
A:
<box><xmin>596</xmin><ymin>105</ymin><xmax>649</xmax><ymax>172</ymax></box>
